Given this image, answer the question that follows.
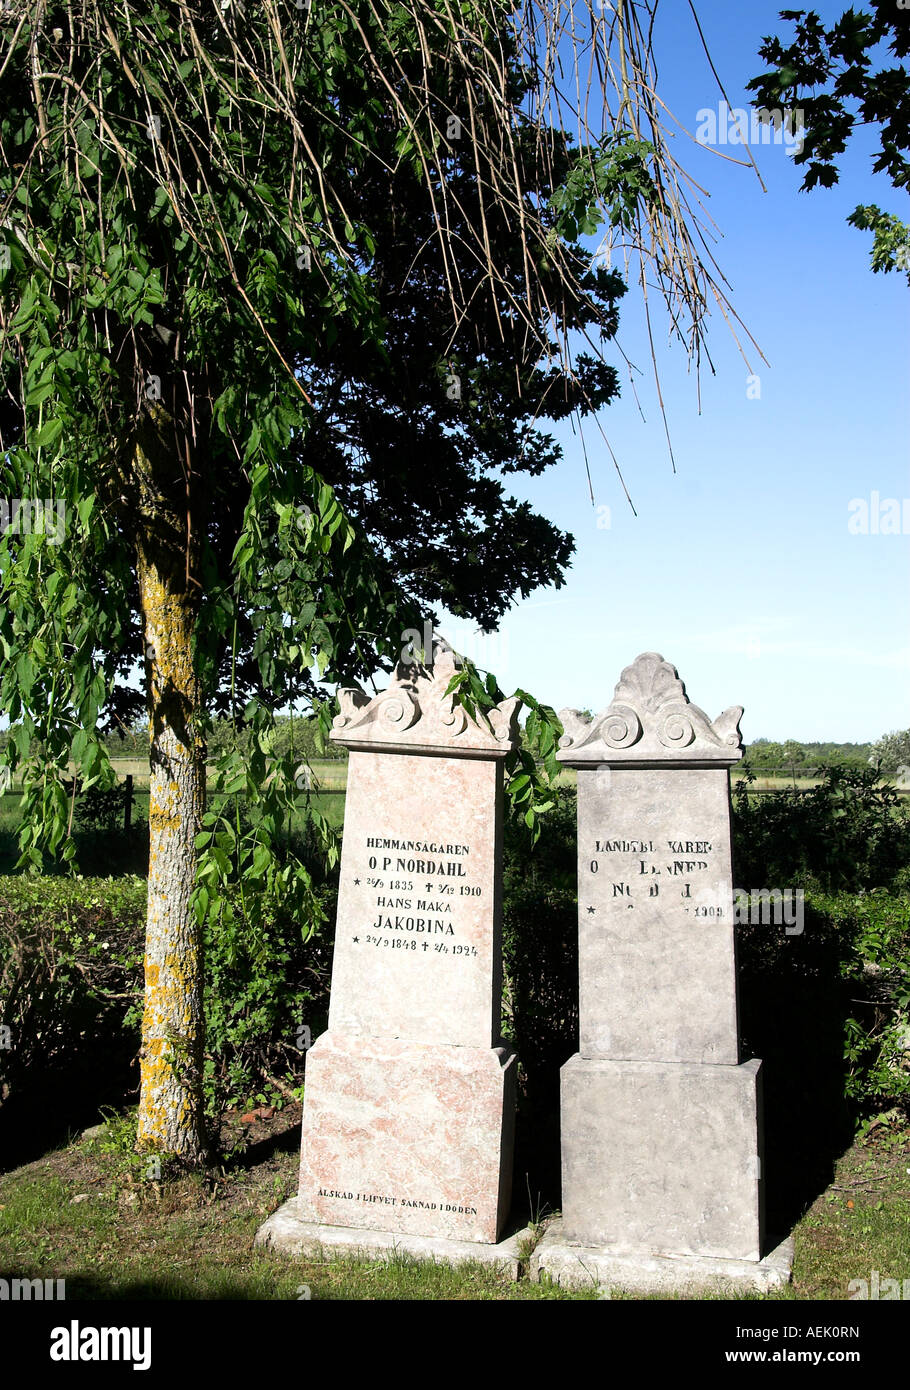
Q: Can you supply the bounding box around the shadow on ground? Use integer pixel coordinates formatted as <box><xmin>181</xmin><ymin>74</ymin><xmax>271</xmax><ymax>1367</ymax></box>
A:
<box><xmin>739</xmin><ymin>910</ymin><xmax>855</xmax><ymax>1241</ymax></box>
<box><xmin>0</xmin><ymin>1056</ymin><xmax>140</xmax><ymax>1175</ymax></box>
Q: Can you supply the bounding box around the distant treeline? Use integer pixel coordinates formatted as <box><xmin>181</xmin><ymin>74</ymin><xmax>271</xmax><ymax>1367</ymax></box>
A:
<box><xmin>742</xmin><ymin>734</ymin><xmax>910</xmax><ymax>775</ymax></box>
<box><xmin>0</xmin><ymin>714</ymin><xmax>348</xmax><ymax>763</ymax></box>
<box><xmin>2</xmin><ymin>725</ymin><xmax>908</xmax><ymax>774</ymax></box>
<box><xmin>742</xmin><ymin>740</ymin><xmax>872</xmax><ymax>772</ymax></box>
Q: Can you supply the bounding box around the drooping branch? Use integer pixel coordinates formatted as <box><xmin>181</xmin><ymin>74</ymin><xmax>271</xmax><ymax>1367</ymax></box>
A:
<box><xmin>1</xmin><ymin>0</ymin><xmax>764</xmax><ymax>448</ymax></box>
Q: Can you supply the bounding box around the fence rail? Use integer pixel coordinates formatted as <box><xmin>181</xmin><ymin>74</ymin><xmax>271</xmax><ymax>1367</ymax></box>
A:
<box><xmin>1</xmin><ymin>764</ymin><xmax>907</xmax><ymax>835</ymax></box>
<box><xmin>0</xmin><ymin>768</ymin><xmax>347</xmax><ymax>834</ymax></box>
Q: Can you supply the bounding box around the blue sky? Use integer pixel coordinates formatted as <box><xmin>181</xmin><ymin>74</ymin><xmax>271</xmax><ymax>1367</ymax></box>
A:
<box><xmin>438</xmin><ymin>1</ymin><xmax>909</xmax><ymax>743</ymax></box>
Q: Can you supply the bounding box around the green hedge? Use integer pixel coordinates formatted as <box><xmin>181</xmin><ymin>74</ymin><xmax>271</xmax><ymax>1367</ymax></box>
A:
<box><xmin>738</xmin><ymin>889</ymin><xmax>909</xmax><ymax>1116</ymax></box>
<box><xmin>0</xmin><ymin>873</ymin><xmax>334</xmax><ymax>1125</ymax></box>
<box><xmin>0</xmin><ymin>770</ymin><xmax>907</xmax><ymax>1152</ymax></box>
<box><xmin>0</xmin><ymin>875</ymin><xmax>146</xmax><ymax>1103</ymax></box>
<box><xmin>732</xmin><ymin>765</ymin><xmax>910</xmax><ymax>894</ymax></box>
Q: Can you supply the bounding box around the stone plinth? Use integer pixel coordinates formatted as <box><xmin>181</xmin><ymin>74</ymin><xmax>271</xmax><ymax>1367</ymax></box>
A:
<box><xmin>256</xmin><ymin>1199</ymin><xmax>532</xmax><ymax>1278</ymax></box>
<box><xmin>560</xmin><ymin>1055</ymin><xmax>763</xmax><ymax>1260</ymax></box>
<box><xmin>260</xmin><ymin>647</ymin><xmax>522</xmax><ymax>1254</ymax></box>
<box><xmin>530</xmin><ymin>1221</ymin><xmax>794</xmax><ymax>1296</ymax></box>
<box><xmin>298</xmin><ymin>1033</ymin><xmax>516</xmax><ymax>1243</ymax></box>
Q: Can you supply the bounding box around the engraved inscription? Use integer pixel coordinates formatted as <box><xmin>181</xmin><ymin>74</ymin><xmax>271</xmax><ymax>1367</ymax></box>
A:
<box><xmin>586</xmin><ymin>836</ymin><xmax>727</xmax><ymax>917</ymax></box>
<box><xmin>316</xmin><ymin>1187</ymin><xmax>478</xmax><ymax>1216</ymax></box>
<box><xmin>344</xmin><ymin>834</ymin><xmax>485</xmax><ymax>957</ymax></box>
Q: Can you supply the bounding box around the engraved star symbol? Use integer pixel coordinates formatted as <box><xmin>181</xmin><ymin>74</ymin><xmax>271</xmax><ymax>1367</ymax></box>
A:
<box><xmin>353</xmin><ymin>877</ymin><xmax>360</xmax><ymax>884</ymax></box>
<box><xmin>587</xmin><ymin>906</ymin><xmax>596</xmax><ymax>914</ymax></box>
<box><xmin>352</xmin><ymin>936</ymin><xmax>359</xmax><ymax>942</ymax></box>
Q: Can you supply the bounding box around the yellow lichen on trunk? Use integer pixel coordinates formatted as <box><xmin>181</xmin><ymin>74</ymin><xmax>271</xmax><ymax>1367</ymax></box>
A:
<box><xmin>134</xmin><ymin>427</ymin><xmax>208</xmax><ymax>1161</ymax></box>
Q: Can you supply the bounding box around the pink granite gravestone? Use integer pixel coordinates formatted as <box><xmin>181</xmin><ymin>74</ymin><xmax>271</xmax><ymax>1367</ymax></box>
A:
<box><xmin>258</xmin><ymin>648</ymin><xmax>526</xmax><ymax>1264</ymax></box>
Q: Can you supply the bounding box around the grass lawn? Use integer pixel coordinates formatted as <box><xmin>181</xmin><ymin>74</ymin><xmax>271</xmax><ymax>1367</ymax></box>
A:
<box><xmin>1</xmin><ymin>1107</ymin><xmax>907</xmax><ymax>1302</ymax></box>
<box><xmin>0</xmin><ymin>1108</ymin><xmax>573</xmax><ymax>1302</ymax></box>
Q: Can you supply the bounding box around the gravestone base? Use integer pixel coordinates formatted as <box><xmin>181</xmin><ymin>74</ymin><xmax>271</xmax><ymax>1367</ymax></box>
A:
<box><xmin>297</xmin><ymin>1032</ymin><xmax>517</xmax><ymax>1244</ymax></box>
<box><xmin>560</xmin><ymin>1054</ymin><xmax>764</xmax><ymax>1261</ymax></box>
<box><xmin>256</xmin><ymin>1198</ymin><xmax>534</xmax><ymax>1279</ymax></box>
<box><xmin>531</xmin><ymin>1220</ymin><xmax>794</xmax><ymax>1295</ymax></box>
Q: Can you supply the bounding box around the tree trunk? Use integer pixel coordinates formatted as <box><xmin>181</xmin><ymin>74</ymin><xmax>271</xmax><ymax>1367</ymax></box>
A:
<box><xmin>134</xmin><ymin>428</ymin><xmax>208</xmax><ymax>1162</ymax></box>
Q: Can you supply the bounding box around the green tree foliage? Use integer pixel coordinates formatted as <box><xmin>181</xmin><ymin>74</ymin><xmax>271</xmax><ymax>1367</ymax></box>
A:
<box><xmin>749</xmin><ymin>3</ymin><xmax>910</xmax><ymax>279</ymax></box>
<box><xmin>870</xmin><ymin>728</ymin><xmax>910</xmax><ymax>774</ymax></box>
<box><xmin>0</xmin><ymin>1</ymin><xmax>631</xmax><ymax>876</ymax></box>
<box><xmin>733</xmin><ymin>765</ymin><xmax>910</xmax><ymax>895</ymax></box>
<box><xmin>0</xmin><ymin>0</ymin><xmax>678</xmax><ymax>1156</ymax></box>
<box><xmin>743</xmin><ymin>738</ymin><xmax>874</xmax><ymax>773</ymax></box>
<box><xmin>0</xmin><ymin>1</ymin><xmax>774</xmax><ymax>1158</ymax></box>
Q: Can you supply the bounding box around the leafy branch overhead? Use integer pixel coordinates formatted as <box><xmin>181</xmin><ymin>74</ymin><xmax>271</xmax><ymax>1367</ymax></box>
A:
<box><xmin>749</xmin><ymin>2</ymin><xmax>910</xmax><ymax>280</ymax></box>
<box><xmin>0</xmin><ymin>0</ymin><xmax>756</xmax><ymax>857</ymax></box>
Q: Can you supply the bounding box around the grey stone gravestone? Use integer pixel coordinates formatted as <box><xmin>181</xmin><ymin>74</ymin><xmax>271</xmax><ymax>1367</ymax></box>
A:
<box><xmin>257</xmin><ymin>647</ymin><xmax>533</xmax><ymax>1272</ymax></box>
<box><xmin>532</xmin><ymin>652</ymin><xmax>793</xmax><ymax>1293</ymax></box>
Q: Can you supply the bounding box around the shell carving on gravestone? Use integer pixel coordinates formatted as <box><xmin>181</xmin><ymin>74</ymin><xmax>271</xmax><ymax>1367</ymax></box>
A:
<box><xmin>332</xmin><ymin>646</ymin><xmax>520</xmax><ymax>756</ymax></box>
<box><xmin>557</xmin><ymin>651</ymin><xmax>743</xmax><ymax>764</ymax></box>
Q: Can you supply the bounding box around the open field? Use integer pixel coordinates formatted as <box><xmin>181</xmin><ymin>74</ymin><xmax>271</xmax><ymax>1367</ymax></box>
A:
<box><xmin>108</xmin><ymin>758</ymin><xmax>349</xmax><ymax>791</ymax></box>
<box><xmin>552</xmin><ymin>767</ymin><xmax>903</xmax><ymax>795</ymax></box>
<box><xmin>0</xmin><ymin>760</ymin><xmax>349</xmax><ymax>832</ymax></box>
<box><xmin>3</xmin><ymin>758</ymin><xmax>904</xmax><ymax>800</ymax></box>
<box><xmin>0</xmin><ymin>758</ymin><xmax>348</xmax><ymax>790</ymax></box>
<box><xmin>0</xmin><ymin>786</ymin><xmax>346</xmax><ymax>872</ymax></box>
<box><xmin>2</xmin><ymin>768</ymin><xmax>905</xmax><ymax>843</ymax></box>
